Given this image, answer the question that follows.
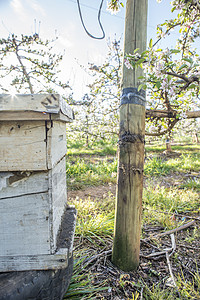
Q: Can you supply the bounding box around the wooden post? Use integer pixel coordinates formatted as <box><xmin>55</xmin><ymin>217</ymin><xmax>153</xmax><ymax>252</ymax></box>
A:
<box><xmin>112</xmin><ymin>0</ymin><xmax>148</xmax><ymax>271</ymax></box>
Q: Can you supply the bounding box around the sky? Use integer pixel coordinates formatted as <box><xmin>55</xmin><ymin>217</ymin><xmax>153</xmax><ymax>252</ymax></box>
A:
<box><xmin>0</xmin><ymin>0</ymin><xmax>179</xmax><ymax>100</ymax></box>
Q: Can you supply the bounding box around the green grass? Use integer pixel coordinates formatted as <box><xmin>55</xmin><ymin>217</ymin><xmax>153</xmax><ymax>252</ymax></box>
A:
<box><xmin>144</xmin><ymin>157</ymin><xmax>173</xmax><ymax>176</ymax></box>
<box><xmin>66</xmin><ymin>147</ymin><xmax>200</xmax><ymax>189</ymax></box>
<box><xmin>67</xmin><ymin>136</ymin><xmax>117</xmax><ymax>156</ymax></box>
<box><xmin>165</xmin><ymin>153</ymin><xmax>200</xmax><ymax>173</ymax></box>
<box><xmin>145</xmin><ymin>145</ymin><xmax>166</xmax><ymax>153</ymax></box>
<box><xmin>180</xmin><ymin>178</ymin><xmax>200</xmax><ymax>191</ymax></box>
<box><xmin>69</xmin><ymin>193</ymin><xmax>115</xmax><ymax>241</ymax></box>
<box><xmin>176</xmin><ymin>268</ymin><xmax>200</xmax><ymax>299</ymax></box>
<box><xmin>143</xmin><ymin>185</ymin><xmax>200</xmax><ymax>214</ymax></box>
<box><xmin>64</xmin><ymin>250</ymin><xmax>108</xmax><ymax>299</ymax></box>
<box><xmin>65</xmin><ymin>138</ymin><xmax>200</xmax><ymax>299</ymax></box>
<box><xmin>66</xmin><ymin>156</ymin><xmax>117</xmax><ymax>189</ymax></box>
<box><xmin>142</xmin><ymin>185</ymin><xmax>200</xmax><ymax>230</ymax></box>
<box><xmin>67</xmin><ymin>146</ymin><xmax>117</xmax><ymax>156</ymax></box>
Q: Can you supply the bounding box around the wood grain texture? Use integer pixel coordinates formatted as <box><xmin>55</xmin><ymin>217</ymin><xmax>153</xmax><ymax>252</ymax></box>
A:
<box><xmin>0</xmin><ymin>171</ymin><xmax>48</xmax><ymax>199</ymax></box>
<box><xmin>0</xmin><ymin>192</ymin><xmax>51</xmax><ymax>256</ymax></box>
<box><xmin>0</xmin><ymin>94</ymin><xmax>74</xmax><ymax>121</ymax></box>
<box><xmin>0</xmin><ymin>120</ymin><xmax>67</xmax><ymax>171</ymax></box>
<box><xmin>0</xmin><ymin>94</ymin><xmax>60</xmax><ymax>113</ymax></box>
<box><xmin>47</xmin><ymin>121</ymin><xmax>67</xmax><ymax>170</ymax></box>
<box><xmin>0</xmin><ymin>111</ymin><xmax>51</xmax><ymax>121</ymax></box>
<box><xmin>0</xmin><ymin>158</ymin><xmax>67</xmax><ymax>260</ymax></box>
<box><xmin>113</xmin><ymin>105</ymin><xmax>145</xmax><ymax>270</ymax></box>
<box><xmin>0</xmin><ymin>248</ymin><xmax>69</xmax><ymax>272</ymax></box>
<box><xmin>0</xmin><ymin>120</ymin><xmax>47</xmax><ymax>171</ymax></box>
<box><xmin>122</xmin><ymin>0</ymin><xmax>148</xmax><ymax>89</ymax></box>
<box><xmin>49</xmin><ymin>158</ymin><xmax>67</xmax><ymax>252</ymax></box>
<box><xmin>112</xmin><ymin>0</ymin><xmax>148</xmax><ymax>271</ymax></box>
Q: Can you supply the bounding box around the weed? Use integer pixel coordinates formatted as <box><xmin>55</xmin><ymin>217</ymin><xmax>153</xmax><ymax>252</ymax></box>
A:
<box><xmin>180</xmin><ymin>178</ymin><xmax>200</xmax><ymax>191</ymax></box>
<box><xmin>165</xmin><ymin>154</ymin><xmax>200</xmax><ymax>173</ymax></box>
<box><xmin>176</xmin><ymin>268</ymin><xmax>200</xmax><ymax>299</ymax></box>
<box><xmin>142</xmin><ymin>185</ymin><xmax>200</xmax><ymax>229</ymax></box>
<box><xmin>184</xmin><ymin>226</ymin><xmax>200</xmax><ymax>243</ymax></box>
<box><xmin>70</xmin><ymin>197</ymin><xmax>115</xmax><ymax>240</ymax></box>
<box><xmin>142</xmin><ymin>283</ymin><xmax>176</xmax><ymax>299</ymax></box>
<box><xmin>66</xmin><ymin>157</ymin><xmax>117</xmax><ymax>189</ymax></box>
<box><xmin>64</xmin><ymin>250</ymin><xmax>108</xmax><ymax>299</ymax></box>
<box><xmin>144</xmin><ymin>157</ymin><xmax>172</xmax><ymax>176</ymax></box>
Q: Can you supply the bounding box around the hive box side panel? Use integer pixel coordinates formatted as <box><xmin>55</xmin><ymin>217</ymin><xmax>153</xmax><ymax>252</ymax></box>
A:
<box><xmin>0</xmin><ymin>94</ymin><xmax>60</xmax><ymax>113</ymax></box>
<box><xmin>0</xmin><ymin>121</ymin><xmax>47</xmax><ymax>171</ymax></box>
<box><xmin>0</xmin><ymin>157</ymin><xmax>67</xmax><ymax>257</ymax></box>
<box><xmin>50</xmin><ymin>157</ymin><xmax>67</xmax><ymax>251</ymax></box>
<box><xmin>47</xmin><ymin>121</ymin><xmax>67</xmax><ymax>169</ymax></box>
<box><xmin>0</xmin><ymin>171</ymin><xmax>48</xmax><ymax>199</ymax></box>
<box><xmin>0</xmin><ymin>193</ymin><xmax>51</xmax><ymax>256</ymax></box>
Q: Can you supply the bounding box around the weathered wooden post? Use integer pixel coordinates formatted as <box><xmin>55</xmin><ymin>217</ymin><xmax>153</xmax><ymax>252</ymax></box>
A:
<box><xmin>0</xmin><ymin>94</ymin><xmax>76</xmax><ymax>299</ymax></box>
<box><xmin>112</xmin><ymin>0</ymin><xmax>148</xmax><ymax>271</ymax></box>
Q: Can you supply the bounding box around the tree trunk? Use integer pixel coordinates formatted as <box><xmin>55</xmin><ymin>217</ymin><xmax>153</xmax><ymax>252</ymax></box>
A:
<box><xmin>145</xmin><ymin>109</ymin><xmax>200</xmax><ymax>119</ymax></box>
<box><xmin>166</xmin><ymin>139</ymin><xmax>172</xmax><ymax>152</ymax></box>
<box><xmin>112</xmin><ymin>0</ymin><xmax>148</xmax><ymax>271</ymax></box>
<box><xmin>193</xmin><ymin>132</ymin><xmax>199</xmax><ymax>144</ymax></box>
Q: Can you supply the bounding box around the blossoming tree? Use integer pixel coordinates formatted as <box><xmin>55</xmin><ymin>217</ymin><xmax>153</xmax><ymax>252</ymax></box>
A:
<box><xmin>125</xmin><ymin>0</ymin><xmax>200</xmax><ymax>137</ymax></box>
<box><xmin>0</xmin><ymin>33</ymin><xmax>71</xmax><ymax>97</ymax></box>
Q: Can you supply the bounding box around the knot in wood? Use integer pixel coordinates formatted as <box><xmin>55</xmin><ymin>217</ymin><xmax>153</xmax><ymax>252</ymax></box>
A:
<box><xmin>119</xmin><ymin>131</ymin><xmax>145</xmax><ymax>145</ymax></box>
<box><xmin>119</xmin><ymin>164</ymin><xmax>144</xmax><ymax>175</ymax></box>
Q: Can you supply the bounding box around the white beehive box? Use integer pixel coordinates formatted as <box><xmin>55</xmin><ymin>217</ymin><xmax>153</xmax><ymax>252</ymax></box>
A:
<box><xmin>0</xmin><ymin>94</ymin><xmax>74</xmax><ymax>272</ymax></box>
<box><xmin>0</xmin><ymin>94</ymin><xmax>74</xmax><ymax>171</ymax></box>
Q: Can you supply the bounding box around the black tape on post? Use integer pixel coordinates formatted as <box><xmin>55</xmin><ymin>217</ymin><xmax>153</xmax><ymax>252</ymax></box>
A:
<box><xmin>120</xmin><ymin>87</ymin><xmax>146</xmax><ymax>107</ymax></box>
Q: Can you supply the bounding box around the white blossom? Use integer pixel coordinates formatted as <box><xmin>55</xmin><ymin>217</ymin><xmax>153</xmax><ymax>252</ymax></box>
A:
<box><xmin>124</xmin><ymin>58</ymin><xmax>133</xmax><ymax>70</ymax></box>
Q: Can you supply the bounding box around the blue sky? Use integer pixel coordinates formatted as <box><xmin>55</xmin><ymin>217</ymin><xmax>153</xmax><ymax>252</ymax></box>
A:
<box><xmin>0</xmin><ymin>0</ymin><xmax>178</xmax><ymax>99</ymax></box>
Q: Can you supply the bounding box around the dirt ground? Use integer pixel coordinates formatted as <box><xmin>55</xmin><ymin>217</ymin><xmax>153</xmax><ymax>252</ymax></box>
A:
<box><xmin>68</xmin><ymin>184</ymin><xmax>116</xmax><ymax>202</ymax></box>
<box><xmin>68</xmin><ymin>179</ymin><xmax>200</xmax><ymax>299</ymax></box>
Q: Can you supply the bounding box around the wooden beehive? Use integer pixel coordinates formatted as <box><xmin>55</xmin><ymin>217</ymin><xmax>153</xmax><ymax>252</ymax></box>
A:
<box><xmin>0</xmin><ymin>94</ymin><xmax>75</xmax><ymax>272</ymax></box>
<box><xmin>0</xmin><ymin>94</ymin><xmax>74</xmax><ymax>171</ymax></box>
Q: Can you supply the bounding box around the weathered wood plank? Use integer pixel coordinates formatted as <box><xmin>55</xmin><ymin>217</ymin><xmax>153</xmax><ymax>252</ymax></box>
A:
<box><xmin>0</xmin><ymin>94</ymin><xmax>74</xmax><ymax>120</ymax></box>
<box><xmin>0</xmin><ymin>158</ymin><xmax>67</xmax><ymax>258</ymax></box>
<box><xmin>60</xmin><ymin>97</ymin><xmax>74</xmax><ymax>120</ymax></box>
<box><xmin>0</xmin><ymin>121</ymin><xmax>47</xmax><ymax>171</ymax></box>
<box><xmin>0</xmin><ymin>111</ymin><xmax>51</xmax><ymax>121</ymax></box>
<box><xmin>0</xmin><ymin>171</ymin><xmax>48</xmax><ymax>199</ymax></box>
<box><xmin>47</xmin><ymin>121</ymin><xmax>67</xmax><ymax>169</ymax></box>
<box><xmin>0</xmin><ymin>94</ymin><xmax>60</xmax><ymax>113</ymax></box>
<box><xmin>51</xmin><ymin>111</ymin><xmax>73</xmax><ymax>123</ymax></box>
<box><xmin>0</xmin><ymin>120</ymin><xmax>67</xmax><ymax>171</ymax></box>
<box><xmin>0</xmin><ymin>248</ymin><xmax>69</xmax><ymax>271</ymax></box>
<box><xmin>50</xmin><ymin>158</ymin><xmax>67</xmax><ymax>251</ymax></box>
<box><xmin>0</xmin><ymin>193</ymin><xmax>51</xmax><ymax>256</ymax></box>
<box><xmin>0</xmin><ymin>110</ymin><xmax>73</xmax><ymax>122</ymax></box>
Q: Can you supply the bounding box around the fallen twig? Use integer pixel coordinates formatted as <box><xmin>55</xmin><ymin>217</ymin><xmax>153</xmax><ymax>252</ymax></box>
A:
<box><xmin>141</xmin><ymin>233</ymin><xmax>176</xmax><ymax>259</ymax></box>
<box><xmin>169</xmin><ymin>233</ymin><xmax>176</xmax><ymax>257</ymax></box>
<box><xmin>165</xmin><ymin>251</ymin><xmax>176</xmax><ymax>287</ymax></box>
<box><xmin>142</xmin><ymin>220</ymin><xmax>196</xmax><ymax>242</ymax></box>
<box><xmin>82</xmin><ymin>250</ymin><xmax>112</xmax><ymax>269</ymax></box>
<box><xmin>165</xmin><ymin>234</ymin><xmax>180</xmax><ymax>296</ymax></box>
<box><xmin>157</xmin><ymin>220</ymin><xmax>196</xmax><ymax>238</ymax></box>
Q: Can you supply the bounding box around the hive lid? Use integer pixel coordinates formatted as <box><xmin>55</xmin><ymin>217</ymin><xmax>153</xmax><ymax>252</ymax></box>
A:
<box><xmin>0</xmin><ymin>94</ymin><xmax>74</xmax><ymax>122</ymax></box>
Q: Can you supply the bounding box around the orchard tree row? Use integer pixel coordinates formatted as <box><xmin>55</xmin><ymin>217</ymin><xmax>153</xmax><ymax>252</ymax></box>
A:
<box><xmin>0</xmin><ymin>0</ymin><xmax>199</xmax><ymax>144</ymax></box>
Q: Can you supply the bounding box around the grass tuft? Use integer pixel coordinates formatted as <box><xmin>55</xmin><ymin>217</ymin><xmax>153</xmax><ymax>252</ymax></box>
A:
<box><xmin>66</xmin><ymin>138</ymin><xmax>200</xmax><ymax>299</ymax></box>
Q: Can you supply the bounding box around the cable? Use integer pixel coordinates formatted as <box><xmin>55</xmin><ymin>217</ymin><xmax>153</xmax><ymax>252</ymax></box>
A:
<box><xmin>77</xmin><ymin>0</ymin><xmax>105</xmax><ymax>40</ymax></box>
<box><xmin>67</xmin><ymin>0</ymin><xmax>124</xmax><ymax>19</ymax></box>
